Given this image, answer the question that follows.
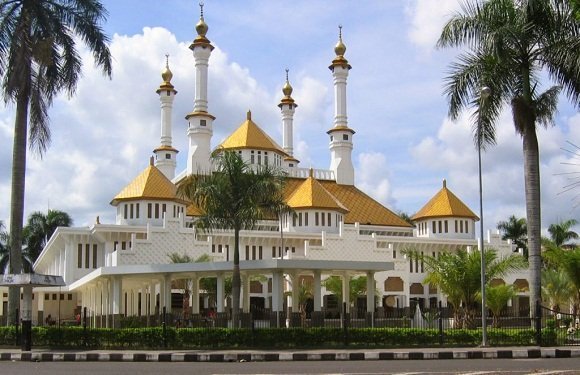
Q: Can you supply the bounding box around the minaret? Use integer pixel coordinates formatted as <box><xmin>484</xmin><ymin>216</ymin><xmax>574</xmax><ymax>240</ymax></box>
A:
<box><xmin>186</xmin><ymin>2</ymin><xmax>215</xmax><ymax>175</ymax></box>
<box><xmin>277</xmin><ymin>69</ymin><xmax>299</xmax><ymax>168</ymax></box>
<box><xmin>328</xmin><ymin>25</ymin><xmax>355</xmax><ymax>185</ymax></box>
<box><xmin>154</xmin><ymin>55</ymin><xmax>178</xmax><ymax>180</ymax></box>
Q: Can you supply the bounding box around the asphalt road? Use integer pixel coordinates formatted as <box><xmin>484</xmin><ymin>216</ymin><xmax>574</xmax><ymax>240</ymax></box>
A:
<box><xmin>0</xmin><ymin>358</ymin><xmax>579</xmax><ymax>374</ymax></box>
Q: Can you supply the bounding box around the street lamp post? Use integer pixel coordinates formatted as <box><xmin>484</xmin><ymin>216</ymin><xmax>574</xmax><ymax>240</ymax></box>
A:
<box><xmin>478</xmin><ymin>86</ymin><xmax>491</xmax><ymax>347</ymax></box>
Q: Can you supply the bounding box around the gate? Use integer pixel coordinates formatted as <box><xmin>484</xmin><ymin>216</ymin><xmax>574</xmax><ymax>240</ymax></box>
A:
<box><xmin>541</xmin><ymin>306</ymin><xmax>579</xmax><ymax>346</ymax></box>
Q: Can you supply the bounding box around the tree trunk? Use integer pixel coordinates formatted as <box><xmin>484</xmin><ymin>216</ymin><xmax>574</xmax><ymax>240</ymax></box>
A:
<box><xmin>231</xmin><ymin>228</ymin><xmax>241</xmax><ymax>328</ymax></box>
<box><xmin>7</xmin><ymin>92</ymin><xmax>30</xmax><ymax>325</ymax></box>
<box><xmin>522</xmin><ymin>124</ymin><xmax>542</xmax><ymax>317</ymax></box>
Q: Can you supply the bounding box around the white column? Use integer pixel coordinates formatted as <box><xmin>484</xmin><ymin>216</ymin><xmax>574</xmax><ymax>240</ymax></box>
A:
<box><xmin>313</xmin><ymin>271</ymin><xmax>322</xmax><ymax>312</ymax></box>
<box><xmin>291</xmin><ymin>273</ymin><xmax>299</xmax><ymax>313</ymax></box>
<box><xmin>37</xmin><ymin>292</ymin><xmax>45</xmax><ymax>317</ymax></box>
<box><xmin>241</xmin><ymin>274</ymin><xmax>250</xmax><ymax>313</ymax></box>
<box><xmin>332</xmin><ymin>67</ymin><xmax>349</xmax><ymax>128</ymax></box>
<box><xmin>149</xmin><ymin>283</ymin><xmax>156</xmax><ymax>318</ymax></box>
<box><xmin>191</xmin><ymin>276</ymin><xmax>199</xmax><ymax>314</ymax></box>
<box><xmin>216</xmin><ymin>273</ymin><xmax>224</xmax><ymax>313</ymax></box>
<box><xmin>111</xmin><ymin>277</ymin><xmax>122</xmax><ymax>316</ymax></box>
<box><xmin>193</xmin><ymin>48</ymin><xmax>211</xmax><ymax>112</ymax></box>
<box><xmin>271</xmin><ymin>271</ymin><xmax>284</xmax><ymax>312</ymax></box>
<box><xmin>22</xmin><ymin>286</ymin><xmax>33</xmax><ymax>321</ymax></box>
<box><xmin>366</xmin><ymin>271</ymin><xmax>375</xmax><ymax>313</ymax></box>
<box><xmin>162</xmin><ymin>274</ymin><xmax>172</xmax><ymax>314</ymax></box>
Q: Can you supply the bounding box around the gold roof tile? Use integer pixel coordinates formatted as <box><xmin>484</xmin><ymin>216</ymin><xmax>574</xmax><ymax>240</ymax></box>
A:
<box><xmin>411</xmin><ymin>180</ymin><xmax>478</xmax><ymax>221</ymax></box>
<box><xmin>286</xmin><ymin>177</ymin><xmax>348</xmax><ymax>213</ymax></box>
<box><xmin>218</xmin><ymin>113</ymin><xmax>289</xmax><ymax>156</ymax></box>
<box><xmin>282</xmin><ymin>178</ymin><xmax>412</xmax><ymax>227</ymax></box>
<box><xmin>111</xmin><ymin>164</ymin><xmax>184</xmax><ymax>205</ymax></box>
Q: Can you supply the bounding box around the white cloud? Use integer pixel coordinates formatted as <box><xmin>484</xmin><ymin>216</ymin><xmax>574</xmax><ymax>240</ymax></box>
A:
<box><xmin>356</xmin><ymin>152</ymin><xmax>395</xmax><ymax>208</ymax></box>
<box><xmin>405</xmin><ymin>0</ymin><xmax>462</xmax><ymax>51</ymax></box>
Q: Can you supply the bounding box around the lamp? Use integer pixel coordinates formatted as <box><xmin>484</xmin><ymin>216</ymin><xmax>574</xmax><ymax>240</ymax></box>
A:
<box><xmin>478</xmin><ymin>86</ymin><xmax>491</xmax><ymax>346</ymax></box>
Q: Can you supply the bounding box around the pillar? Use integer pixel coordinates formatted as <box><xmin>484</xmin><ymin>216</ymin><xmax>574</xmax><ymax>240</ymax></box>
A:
<box><xmin>37</xmin><ymin>291</ymin><xmax>45</xmax><ymax>326</ymax></box>
<box><xmin>271</xmin><ymin>271</ymin><xmax>284</xmax><ymax>312</ymax></box>
<box><xmin>366</xmin><ymin>271</ymin><xmax>375</xmax><ymax>313</ymax></box>
<box><xmin>216</xmin><ymin>273</ymin><xmax>224</xmax><ymax>313</ymax></box>
<box><xmin>191</xmin><ymin>276</ymin><xmax>199</xmax><ymax>314</ymax></box>
<box><xmin>313</xmin><ymin>271</ymin><xmax>322</xmax><ymax>312</ymax></box>
<box><xmin>342</xmin><ymin>273</ymin><xmax>350</xmax><ymax>313</ymax></box>
<box><xmin>242</xmin><ymin>274</ymin><xmax>250</xmax><ymax>313</ymax></box>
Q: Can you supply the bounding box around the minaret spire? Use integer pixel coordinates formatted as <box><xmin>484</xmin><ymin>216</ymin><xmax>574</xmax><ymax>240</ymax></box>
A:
<box><xmin>186</xmin><ymin>1</ymin><xmax>215</xmax><ymax>175</ymax></box>
<box><xmin>278</xmin><ymin>68</ymin><xmax>298</xmax><ymax>167</ymax></box>
<box><xmin>154</xmin><ymin>54</ymin><xmax>178</xmax><ymax>180</ymax></box>
<box><xmin>328</xmin><ymin>25</ymin><xmax>355</xmax><ymax>185</ymax></box>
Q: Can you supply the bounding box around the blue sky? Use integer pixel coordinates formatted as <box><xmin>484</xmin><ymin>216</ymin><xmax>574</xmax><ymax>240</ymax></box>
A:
<box><xmin>0</xmin><ymin>0</ymin><xmax>578</xmax><ymax>236</ymax></box>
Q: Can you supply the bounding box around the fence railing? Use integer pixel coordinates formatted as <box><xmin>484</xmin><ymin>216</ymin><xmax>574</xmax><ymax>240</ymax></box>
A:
<box><xmin>1</xmin><ymin>305</ymin><xmax>578</xmax><ymax>349</ymax></box>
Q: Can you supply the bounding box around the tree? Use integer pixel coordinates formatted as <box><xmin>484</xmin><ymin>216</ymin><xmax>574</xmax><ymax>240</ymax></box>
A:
<box><xmin>322</xmin><ymin>275</ymin><xmax>373</xmax><ymax>310</ymax></box>
<box><xmin>541</xmin><ymin>268</ymin><xmax>574</xmax><ymax>313</ymax></box>
<box><xmin>177</xmin><ymin>150</ymin><xmax>286</xmax><ymax>327</ymax></box>
<box><xmin>483</xmin><ymin>284</ymin><xmax>518</xmax><ymax>327</ymax></box>
<box><xmin>0</xmin><ymin>221</ymin><xmax>33</xmax><ymax>274</ymax></box>
<box><xmin>497</xmin><ymin>215</ymin><xmax>528</xmax><ymax>258</ymax></box>
<box><xmin>543</xmin><ymin>246</ymin><xmax>580</xmax><ymax>318</ymax></box>
<box><xmin>421</xmin><ymin>248</ymin><xmax>526</xmax><ymax>328</ymax></box>
<box><xmin>23</xmin><ymin>209</ymin><xmax>72</xmax><ymax>262</ymax></box>
<box><xmin>0</xmin><ymin>0</ymin><xmax>112</xmax><ymax>323</ymax></box>
<box><xmin>547</xmin><ymin>219</ymin><xmax>579</xmax><ymax>248</ymax></box>
<box><xmin>438</xmin><ymin>0</ymin><xmax>580</xmax><ymax>315</ymax></box>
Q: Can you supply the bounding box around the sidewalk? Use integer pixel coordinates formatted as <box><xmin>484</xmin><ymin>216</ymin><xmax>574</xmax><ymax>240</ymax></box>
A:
<box><xmin>0</xmin><ymin>346</ymin><xmax>579</xmax><ymax>362</ymax></box>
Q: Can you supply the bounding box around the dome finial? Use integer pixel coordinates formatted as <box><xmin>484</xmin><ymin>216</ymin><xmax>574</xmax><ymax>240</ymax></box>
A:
<box><xmin>443</xmin><ymin>179</ymin><xmax>447</xmax><ymax>188</ymax></box>
<box><xmin>282</xmin><ymin>68</ymin><xmax>293</xmax><ymax>97</ymax></box>
<box><xmin>334</xmin><ymin>24</ymin><xmax>346</xmax><ymax>56</ymax></box>
<box><xmin>196</xmin><ymin>1</ymin><xmax>208</xmax><ymax>37</ymax></box>
<box><xmin>161</xmin><ymin>53</ymin><xmax>173</xmax><ymax>82</ymax></box>
<box><xmin>247</xmin><ymin>109</ymin><xmax>252</xmax><ymax>120</ymax></box>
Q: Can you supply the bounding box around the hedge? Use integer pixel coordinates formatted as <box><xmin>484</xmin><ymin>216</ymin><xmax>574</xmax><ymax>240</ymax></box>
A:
<box><xmin>0</xmin><ymin>326</ymin><xmax>547</xmax><ymax>349</ymax></box>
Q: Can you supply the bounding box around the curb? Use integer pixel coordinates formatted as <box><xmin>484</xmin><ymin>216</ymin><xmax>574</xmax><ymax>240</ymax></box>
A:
<box><xmin>0</xmin><ymin>348</ymin><xmax>579</xmax><ymax>362</ymax></box>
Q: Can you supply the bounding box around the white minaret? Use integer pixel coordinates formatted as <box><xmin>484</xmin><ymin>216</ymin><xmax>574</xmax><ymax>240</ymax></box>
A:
<box><xmin>154</xmin><ymin>55</ymin><xmax>178</xmax><ymax>179</ymax></box>
<box><xmin>328</xmin><ymin>25</ymin><xmax>355</xmax><ymax>185</ymax></box>
<box><xmin>278</xmin><ymin>69</ymin><xmax>299</xmax><ymax>168</ymax></box>
<box><xmin>187</xmin><ymin>3</ymin><xmax>215</xmax><ymax>175</ymax></box>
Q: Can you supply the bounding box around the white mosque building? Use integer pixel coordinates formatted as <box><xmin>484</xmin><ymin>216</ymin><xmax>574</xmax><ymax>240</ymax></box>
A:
<box><xmin>1</xmin><ymin>7</ymin><xmax>530</xmax><ymax>327</ymax></box>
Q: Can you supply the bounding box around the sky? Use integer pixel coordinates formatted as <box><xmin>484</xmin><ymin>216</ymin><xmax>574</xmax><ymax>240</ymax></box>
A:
<box><xmin>0</xmin><ymin>0</ymin><xmax>578</xmax><ymax>238</ymax></box>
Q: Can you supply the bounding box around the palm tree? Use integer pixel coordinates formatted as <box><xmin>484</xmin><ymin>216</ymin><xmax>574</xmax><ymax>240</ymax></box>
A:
<box><xmin>438</xmin><ymin>0</ymin><xmax>580</xmax><ymax>315</ymax></box>
<box><xmin>177</xmin><ymin>150</ymin><xmax>287</xmax><ymax>327</ymax></box>
<box><xmin>23</xmin><ymin>209</ymin><xmax>72</xmax><ymax>262</ymax></box>
<box><xmin>547</xmin><ymin>219</ymin><xmax>579</xmax><ymax>248</ymax></box>
<box><xmin>421</xmin><ymin>248</ymin><xmax>526</xmax><ymax>328</ymax></box>
<box><xmin>483</xmin><ymin>284</ymin><xmax>518</xmax><ymax>327</ymax></box>
<box><xmin>322</xmin><ymin>275</ymin><xmax>373</xmax><ymax>312</ymax></box>
<box><xmin>0</xmin><ymin>221</ymin><xmax>33</xmax><ymax>274</ymax></box>
<box><xmin>541</xmin><ymin>268</ymin><xmax>573</xmax><ymax>313</ymax></box>
<box><xmin>543</xmin><ymin>246</ymin><xmax>580</xmax><ymax>317</ymax></box>
<box><xmin>167</xmin><ymin>252</ymin><xmax>195</xmax><ymax>321</ymax></box>
<box><xmin>0</xmin><ymin>0</ymin><xmax>112</xmax><ymax>323</ymax></box>
<box><xmin>497</xmin><ymin>215</ymin><xmax>528</xmax><ymax>258</ymax></box>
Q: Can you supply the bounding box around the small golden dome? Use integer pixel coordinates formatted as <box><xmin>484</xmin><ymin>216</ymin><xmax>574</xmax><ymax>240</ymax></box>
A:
<box><xmin>282</xmin><ymin>68</ymin><xmax>293</xmax><ymax>96</ymax></box>
<box><xmin>161</xmin><ymin>54</ymin><xmax>173</xmax><ymax>82</ymax></box>
<box><xmin>334</xmin><ymin>25</ymin><xmax>346</xmax><ymax>56</ymax></box>
<box><xmin>196</xmin><ymin>2</ymin><xmax>208</xmax><ymax>37</ymax></box>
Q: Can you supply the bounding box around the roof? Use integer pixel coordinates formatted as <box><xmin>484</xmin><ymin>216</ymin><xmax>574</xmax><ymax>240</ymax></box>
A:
<box><xmin>218</xmin><ymin>112</ymin><xmax>289</xmax><ymax>157</ymax></box>
<box><xmin>411</xmin><ymin>180</ymin><xmax>478</xmax><ymax>221</ymax></box>
<box><xmin>286</xmin><ymin>176</ymin><xmax>349</xmax><ymax>213</ymax></box>
<box><xmin>111</xmin><ymin>164</ymin><xmax>184</xmax><ymax>205</ymax></box>
<box><xmin>283</xmin><ymin>178</ymin><xmax>412</xmax><ymax>227</ymax></box>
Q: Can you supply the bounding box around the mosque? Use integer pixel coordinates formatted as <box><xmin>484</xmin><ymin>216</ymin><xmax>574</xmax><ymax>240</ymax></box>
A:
<box><xmin>1</xmin><ymin>6</ymin><xmax>530</xmax><ymax>327</ymax></box>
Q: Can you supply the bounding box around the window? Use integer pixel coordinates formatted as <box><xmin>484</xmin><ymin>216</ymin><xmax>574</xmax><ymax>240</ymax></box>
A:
<box><xmin>165</xmin><ymin>153</ymin><xmax>171</xmax><ymax>159</ymax></box>
<box><xmin>257</xmin><ymin>151</ymin><xmax>261</xmax><ymax>165</ymax></box>
<box><xmin>200</xmin><ymin>119</ymin><xmax>206</xmax><ymax>126</ymax></box>
<box><xmin>298</xmin><ymin>213</ymin><xmax>302</xmax><ymax>226</ymax></box>
<box><xmin>321</xmin><ymin>212</ymin><xmax>325</xmax><ymax>226</ymax></box>
<box><xmin>218</xmin><ymin>244</ymin><xmax>222</xmax><ymax>253</ymax></box>
<box><xmin>264</xmin><ymin>152</ymin><xmax>268</xmax><ymax>165</ymax></box>
<box><xmin>68</xmin><ymin>294</ymin><xmax>73</xmax><ymax>301</ymax></box>
<box><xmin>155</xmin><ymin>203</ymin><xmax>159</xmax><ymax>218</ymax></box>
<box><xmin>343</xmin><ymin>134</ymin><xmax>349</xmax><ymax>141</ymax></box>
<box><xmin>136</xmin><ymin>203</ymin><xmax>140</xmax><ymax>219</ymax></box>
<box><xmin>420</xmin><ymin>251</ymin><xmax>424</xmax><ymax>273</ymax></box>
<box><xmin>432</xmin><ymin>221</ymin><xmax>436</xmax><ymax>234</ymax></box>
<box><xmin>438</xmin><ymin>221</ymin><xmax>442</xmax><ymax>233</ymax></box>
<box><xmin>148</xmin><ymin>203</ymin><xmax>152</xmax><ymax>218</ymax></box>
<box><xmin>330</xmin><ymin>136</ymin><xmax>333</xmax><ymax>141</ymax></box>
<box><xmin>85</xmin><ymin>244</ymin><xmax>90</xmax><ymax>268</ymax></box>
<box><xmin>393</xmin><ymin>249</ymin><xmax>397</xmax><ymax>258</ymax></box>
<box><xmin>252</xmin><ymin>246</ymin><xmax>256</xmax><ymax>260</ymax></box>
<box><xmin>292</xmin><ymin>213</ymin><xmax>297</xmax><ymax>227</ymax></box>
<box><xmin>465</xmin><ymin>220</ymin><xmax>469</xmax><ymax>233</ymax></box>
<box><xmin>124</xmin><ymin>204</ymin><xmax>128</xmax><ymax>219</ymax></box>
<box><xmin>245</xmin><ymin>246</ymin><xmax>250</xmax><ymax>260</ymax></box>
<box><xmin>328</xmin><ymin>213</ymin><xmax>331</xmax><ymax>227</ymax></box>
<box><xmin>44</xmin><ymin>294</ymin><xmax>49</xmax><ymax>300</ymax></box>
<box><xmin>460</xmin><ymin>220</ymin><xmax>464</xmax><ymax>233</ymax></box>
<box><xmin>130</xmin><ymin>204</ymin><xmax>134</xmax><ymax>219</ymax></box>
<box><xmin>121</xmin><ymin>242</ymin><xmax>126</xmax><ymax>250</ymax></box>
<box><xmin>444</xmin><ymin>220</ymin><xmax>448</xmax><ymax>233</ymax></box>
<box><xmin>251</xmin><ymin>151</ymin><xmax>255</xmax><ymax>164</ymax></box>
<box><xmin>304</xmin><ymin>212</ymin><xmax>308</xmax><ymax>226</ymax></box>
<box><xmin>454</xmin><ymin>220</ymin><xmax>458</xmax><ymax>233</ymax></box>
<box><xmin>272</xmin><ymin>246</ymin><xmax>276</xmax><ymax>258</ymax></box>
<box><xmin>77</xmin><ymin>244</ymin><xmax>82</xmax><ymax>268</ymax></box>
<box><xmin>52</xmin><ymin>294</ymin><xmax>57</xmax><ymax>300</ymax></box>
<box><xmin>212</xmin><ymin>244</ymin><xmax>215</xmax><ymax>253</ymax></box>
<box><xmin>315</xmin><ymin>212</ymin><xmax>319</xmax><ymax>226</ymax></box>
<box><xmin>259</xmin><ymin>246</ymin><xmax>263</xmax><ymax>260</ymax></box>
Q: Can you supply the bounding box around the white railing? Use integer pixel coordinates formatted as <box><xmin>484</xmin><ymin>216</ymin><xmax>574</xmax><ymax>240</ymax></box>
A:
<box><xmin>286</xmin><ymin>168</ymin><xmax>335</xmax><ymax>180</ymax></box>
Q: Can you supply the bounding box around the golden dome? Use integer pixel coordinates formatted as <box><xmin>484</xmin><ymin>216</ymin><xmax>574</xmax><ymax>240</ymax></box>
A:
<box><xmin>196</xmin><ymin>3</ymin><xmax>208</xmax><ymax>37</ymax></box>
<box><xmin>334</xmin><ymin>25</ymin><xmax>346</xmax><ymax>56</ymax></box>
<box><xmin>161</xmin><ymin>54</ymin><xmax>173</xmax><ymax>82</ymax></box>
<box><xmin>282</xmin><ymin>68</ymin><xmax>293</xmax><ymax>96</ymax></box>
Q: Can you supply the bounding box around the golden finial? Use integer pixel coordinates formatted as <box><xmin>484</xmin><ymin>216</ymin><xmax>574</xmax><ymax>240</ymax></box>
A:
<box><xmin>247</xmin><ymin>110</ymin><xmax>252</xmax><ymax>120</ymax></box>
<box><xmin>196</xmin><ymin>2</ymin><xmax>208</xmax><ymax>37</ymax></box>
<box><xmin>334</xmin><ymin>24</ymin><xmax>346</xmax><ymax>56</ymax></box>
<box><xmin>161</xmin><ymin>53</ymin><xmax>173</xmax><ymax>82</ymax></box>
<box><xmin>95</xmin><ymin>216</ymin><xmax>100</xmax><ymax>225</ymax></box>
<box><xmin>443</xmin><ymin>179</ymin><xmax>447</xmax><ymax>188</ymax></box>
<box><xmin>282</xmin><ymin>68</ymin><xmax>293</xmax><ymax>97</ymax></box>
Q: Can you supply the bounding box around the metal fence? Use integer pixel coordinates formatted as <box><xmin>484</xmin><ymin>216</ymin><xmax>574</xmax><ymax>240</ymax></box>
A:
<box><xmin>1</xmin><ymin>304</ymin><xmax>578</xmax><ymax>348</ymax></box>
